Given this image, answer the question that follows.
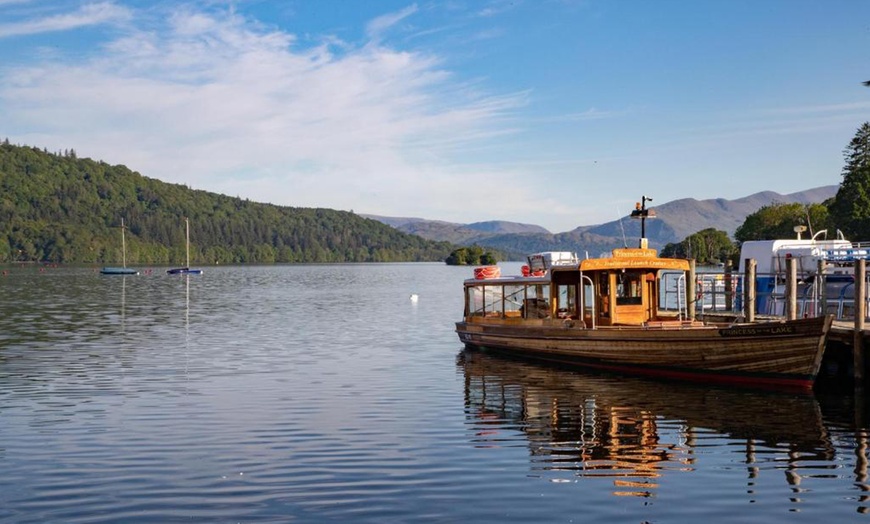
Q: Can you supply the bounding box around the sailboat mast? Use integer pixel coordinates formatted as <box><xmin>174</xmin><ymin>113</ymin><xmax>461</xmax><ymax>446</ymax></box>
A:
<box><xmin>185</xmin><ymin>217</ymin><xmax>190</xmax><ymax>268</ymax></box>
<box><xmin>121</xmin><ymin>218</ymin><xmax>127</xmax><ymax>268</ymax></box>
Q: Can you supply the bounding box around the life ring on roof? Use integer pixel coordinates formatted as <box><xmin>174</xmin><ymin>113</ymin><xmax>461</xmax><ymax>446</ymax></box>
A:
<box><xmin>474</xmin><ymin>266</ymin><xmax>501</xmax><ymax>279</ymax></box>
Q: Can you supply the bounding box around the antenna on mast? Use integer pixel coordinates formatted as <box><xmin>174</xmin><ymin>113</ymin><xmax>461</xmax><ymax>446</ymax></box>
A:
<box><xmin>629</xmin><ymin>195</ymin><xmax>656</xmax><ymax>248</ymax></box>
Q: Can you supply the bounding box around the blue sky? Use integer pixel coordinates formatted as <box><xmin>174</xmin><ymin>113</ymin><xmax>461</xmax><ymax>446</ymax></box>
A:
<box><xmin>1</xmin><ymin>0</ymin><xmax>868</xmax><ymax>233</ymax></box>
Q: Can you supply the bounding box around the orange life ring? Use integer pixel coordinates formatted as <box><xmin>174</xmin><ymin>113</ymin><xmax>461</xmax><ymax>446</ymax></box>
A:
<box><xmin>474</xmin><ymin>266</ymin><xmax>501</xmax><ymax>279</ymax></box>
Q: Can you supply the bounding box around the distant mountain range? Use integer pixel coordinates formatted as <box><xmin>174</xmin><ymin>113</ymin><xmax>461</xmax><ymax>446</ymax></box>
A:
<box><xmin>364</xmin><ymin>186</ymin><xmax>838</xmax><ymax>259</ymax></box>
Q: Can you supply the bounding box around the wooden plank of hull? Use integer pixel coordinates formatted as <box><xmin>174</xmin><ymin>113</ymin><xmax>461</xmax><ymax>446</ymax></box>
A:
<box><xmin>455</xmin><ymin>316</ymin><xmax>832</xmax><ymax>389</ymax></box>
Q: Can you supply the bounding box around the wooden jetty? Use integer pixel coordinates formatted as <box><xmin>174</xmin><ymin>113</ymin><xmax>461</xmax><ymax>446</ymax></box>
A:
<box><xmin>699</xmin><ymin>257</ymin><xmax>870</xmax><ymax>384</ymax></box>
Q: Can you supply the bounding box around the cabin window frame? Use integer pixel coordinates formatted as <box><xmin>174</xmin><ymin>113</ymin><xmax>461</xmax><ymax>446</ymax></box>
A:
<box><xmin>503</xmin><ymin>284</ymin><xmax>525</xmax><ymax>318</ymax></box>
<box><xmin>616</xmin><ymin>270</ymin><xmax>644</xmax><ymax>306</ymax></box>
<box><xmin>598</xmin><ymin>272</ymin><xmax>610</xmax><ymax>319</ymax></box>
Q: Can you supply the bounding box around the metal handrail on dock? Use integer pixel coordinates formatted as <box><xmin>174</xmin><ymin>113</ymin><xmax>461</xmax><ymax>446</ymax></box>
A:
<box><xmin>687</xmin><ymin>257</ymin><xmax>870</xmax><ymax>382</ymax></box>
<box><xmin>691</xmin><ymin>268</ymin><xmax>870</xmax><ymax>322</ymax></box>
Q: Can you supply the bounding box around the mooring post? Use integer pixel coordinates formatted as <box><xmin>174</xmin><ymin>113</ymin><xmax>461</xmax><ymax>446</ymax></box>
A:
<box><xmin>744</xmin><ymin>258</ymin><xmax>756</xmax><ymax>323</ymax></box>
<box><xmin>818</xmin><ymin>259</ymin><xmax>826</xmax><ymax>317</ymax></box>
<box><xmin>855</xmin><ymin>259</ymin><xmax>866</xmax><ymax>382</ymax></box>
<box><xmin>687</xmin><ymin>259</ymin><xmax>696</xmax><ymax>320</ymax></box>
<box><xmin>786</xmin><ymin>257</ymin><xmax>797</xmax><ymax>320</ymax></box>
<box><xmin>725</xmin><ymin>260</ymin><xmax>733</xmax><ymax>312</ymax></box>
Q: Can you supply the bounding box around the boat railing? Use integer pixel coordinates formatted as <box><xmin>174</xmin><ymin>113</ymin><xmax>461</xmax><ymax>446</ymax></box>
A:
<box><xmin>820</xmin><ymin>241</ymin><xmax>870</xmax><ymax>263</ymax></box>
<box><xmin>694</xmin><ymin>272</ymin><xmax>740</xmax><ymax>314</ymax></box>
<box><xmin>581</xmin><ymin>274</ymin><xmax>596</xmax><ymax>329</ymax></box>
<box><xmin>692</xmin><ymin>267</ymin><xmax>870</xmax><ymax>321</ymax></box>
<box><xmin>659</xmin><ymin>271</ymin><xmax>689</xmax><ymax>320</ymax></box>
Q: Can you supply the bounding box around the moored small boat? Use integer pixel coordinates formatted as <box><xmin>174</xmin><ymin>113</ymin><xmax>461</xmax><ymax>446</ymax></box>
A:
<box><xmin>456</xmin><ymin>199</ymin><xmax>833</xmax><ymax>390</ymax></box>
<box><xmin>167</xmin><ymin>217</ymin><xmax>203</xmax><ymax>275</ymax></box>
<box><xmin>101</xmin><ymin>218</ymin><xmax>139</xmax><ymax>276</ymax></box>
<box><xmin>100</xmin><ymin>266</ymin><xmax>139</xmax><ymax>275</ymax></box>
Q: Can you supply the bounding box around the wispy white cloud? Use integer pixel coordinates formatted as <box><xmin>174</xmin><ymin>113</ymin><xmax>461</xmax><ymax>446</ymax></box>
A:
<box><xmin>0</xmin><ymin>5</ymin><xmax>552</xmax><ymax>225</ymax></box>
<box><xmin>365</xmin><ymin>4</ymin><xmax>418</xmax><ymax>42</ymax></box>
<box><xmin>0</xmin><ymin>1</ymin><xmax>131</xmax><ymax>38</ymax></box>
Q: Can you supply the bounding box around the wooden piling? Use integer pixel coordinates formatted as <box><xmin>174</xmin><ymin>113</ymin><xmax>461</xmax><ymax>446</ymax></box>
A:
<box><xmin>744</xmin><ymin>258</ymin><xmax>756</xmax><ymax>323</ymax></box>
<box><xmin>855</xmin><ymin>259</ymin><xmax>866</xmax><ymax>382</ymax></box>
<box><xmin>786</xmin><ymin>257</ymin><xmax>797</xmax><ymax>320</ymax></box>
<box><xmin>724</xmin><ymin>260</ymin><xmax>733</xmax><ymax>311</ymax></box>
<box><xmin>687</xmin><ymin>259</ymin><xmax>696</xmax><ymax>320</ymax></box>
<box><xmin>818</xmin><ymin>259</ymin><xmax>826</xmax><ymax>317</ymax></box>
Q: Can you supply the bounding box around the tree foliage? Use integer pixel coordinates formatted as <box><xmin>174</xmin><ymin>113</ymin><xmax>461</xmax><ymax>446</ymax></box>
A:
<box><xmin>734</xmin><ymin>202</ymin><xmax>832</xmax><ymax>243</ymax></box>
<box><xmin>445</xmin><ymin>246</ymin><xmax>498</xmax><ymax>265</ymax></box>
<box><xmin>829</xmin><ymin>121</ymin><xmax>870</xmax><ymax>239</ymax></box>
<box><xmin>660</xmin><ymin>228</ymin><xmax>737</xmax><ymax>264</ymax></box>
<box><xmin>0</xmin><ymin>142</ymin><xmax>455</xmax><ymax>264</ymax></box>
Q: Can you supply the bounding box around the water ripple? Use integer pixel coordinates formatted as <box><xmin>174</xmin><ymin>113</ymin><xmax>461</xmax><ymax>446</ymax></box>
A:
<box><xmin>1</xmin><ymin>265</ymin><xmax>869</xmax><ymax>522</ymax></box>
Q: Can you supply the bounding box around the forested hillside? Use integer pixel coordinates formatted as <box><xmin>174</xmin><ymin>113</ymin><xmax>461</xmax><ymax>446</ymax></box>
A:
<box><xmin>0</xmin><ymin>142</ymin><xmax>454</xmax><ymax>264</ymax></box>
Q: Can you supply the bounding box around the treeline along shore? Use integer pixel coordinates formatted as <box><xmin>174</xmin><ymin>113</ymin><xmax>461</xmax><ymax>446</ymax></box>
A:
<box><xmin>0</xmin><ymin>142</ymin><xmax>455</xmax><ymax>265</ymax></box>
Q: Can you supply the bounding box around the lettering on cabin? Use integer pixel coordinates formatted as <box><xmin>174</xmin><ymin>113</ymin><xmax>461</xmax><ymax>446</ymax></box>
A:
<box><xmin>612</xmin><ymin>248</ymin><xmax>657</xmax><ymax>258</ymax></box>
<box><xmin>720</xmin><ymin>325</ymin><xmax>795</xmax><ymax>337</ymax></box>
<box><xmin>581</xmin><ymin>258</ymin><xmax>688</xmax><ymax>270</ymax></box>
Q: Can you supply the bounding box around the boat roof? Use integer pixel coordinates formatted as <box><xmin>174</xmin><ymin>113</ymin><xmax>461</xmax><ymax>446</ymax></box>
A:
<box><xmin>463</xmin><ymin>248</ymin><xmax>689</xmax><ymax>285</ymax></box>
<box><xmin>579</xmin><ymin>248</ymin><xmax>690</xmax><ymax>272</ymax></box>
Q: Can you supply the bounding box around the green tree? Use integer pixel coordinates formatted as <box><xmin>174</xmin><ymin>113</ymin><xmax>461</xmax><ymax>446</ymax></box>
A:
<box><xmin>445</xmin><ymin>246</ymin><xmax>499</xmax><ymax>265</ymax></box>
<box><xmin>660</xmin><ymin>228</ymin><xmax>736</xmax><ymax>264</ymax></box>
<box><xmin>0</xmin><ymin>142</ymin><xmax>457</xmax><ymax>264</ymax></box>
<box><xmin>829</xmin><ymin>122</ymin><xmax>870</xmax><ymax>238</ymax></box>
<box><xmin>734</xmin><ymin>202</ymin><xmax>832</xmax><ymax>242</ymax></box>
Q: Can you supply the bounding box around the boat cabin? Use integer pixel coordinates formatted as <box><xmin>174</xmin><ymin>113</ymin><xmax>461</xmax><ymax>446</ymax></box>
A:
<box><xmin>463</xmin><ymin>248</ymin><xmax>692</xmax><ymax>328</ymax></box>
<box><xmin>579</xmin><ymin>248</ymin><xmax>690</xmax><ymax>326</ymax></box>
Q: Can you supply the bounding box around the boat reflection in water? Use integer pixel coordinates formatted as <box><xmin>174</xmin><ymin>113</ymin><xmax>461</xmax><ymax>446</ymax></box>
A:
<box><xmin>458</xmin><ymin>350</ymin><xmax>869</xmax><ymax>503</ymax></box>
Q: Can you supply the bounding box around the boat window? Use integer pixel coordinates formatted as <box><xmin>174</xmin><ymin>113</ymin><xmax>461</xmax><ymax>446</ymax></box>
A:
<box><xmin>556</xmin><ymin>284</ymin><xmax>577</xmax><ymax>318</ymax></box>
<box><xmin>582</xmin><ymin>277</ymin><xmax>595</xmax><ymax>319</ymax></box>
<box><xmin>469</xmin><ymin>285</ymin><xmax>504</xmax><ymax>317</ymax></box>
<box><xmin>598</xmin><ymin>272</ymin><xmax>610</xmax><ymax>318</ymax></box>
<box><xmin>483</xmin><ymin>286</ymin><xmax>504</xmax><ymax>317</ymax></box>
<box><xmin>616</xmin><ymin>271</ymin><xmax>643</xmax><ymax>305</ymax></box>
<box><xmin>522</xmin><ymin>284</ymin><xmax>550</xmax><ymax>319</ymax></box>
<box><xmin>467</xmin><ymin>286</ymin><xmax>487</xmax><ymax>317</ymax></box>
<box><xmin>504</xmin><ymin>285</ymin><xmax>524</xmax><ymax>318</ymax></box>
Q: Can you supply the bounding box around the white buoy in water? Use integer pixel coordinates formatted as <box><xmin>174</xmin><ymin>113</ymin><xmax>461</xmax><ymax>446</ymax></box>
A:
<box><xmin>410</xmin><ymin>294</ymin><xmax>419</xmax><ymax>302</ymax></box>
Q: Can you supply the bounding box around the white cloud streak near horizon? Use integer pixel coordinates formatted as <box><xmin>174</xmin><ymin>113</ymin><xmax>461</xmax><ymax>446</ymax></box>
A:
<box><xmin>0</xmin><ymin>3</ymin><xmax>574</xmax><ymax>228</ymax></box>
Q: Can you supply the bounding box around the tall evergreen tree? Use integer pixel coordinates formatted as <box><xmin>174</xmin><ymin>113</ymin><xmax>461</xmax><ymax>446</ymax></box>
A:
<box><xmin>830</xmin><ymin>122</ymin><xmax>870</xmax><ymax>238</ymax></box>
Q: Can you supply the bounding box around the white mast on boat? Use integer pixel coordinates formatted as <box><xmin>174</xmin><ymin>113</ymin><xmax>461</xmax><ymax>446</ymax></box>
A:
<box><xmin>185</xmin><ymin>217</ymin><xmax>190</xmax><ymax>268</ymax></box>
<box><xmin>121</xmin><ymin>217</ymin><xmax>127</xmax><ymax>268</ymax></box>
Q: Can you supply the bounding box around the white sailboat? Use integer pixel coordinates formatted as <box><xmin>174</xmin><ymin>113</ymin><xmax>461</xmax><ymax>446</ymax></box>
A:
<box><xmin>167</xmin><ymin>217</ymin><xmax>202</xmax><ymax>275</ymax></box>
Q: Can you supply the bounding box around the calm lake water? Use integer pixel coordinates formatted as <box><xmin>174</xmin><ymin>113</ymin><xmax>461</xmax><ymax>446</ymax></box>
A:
<box><xmin>1</xmin><ymin>263</ymin><xmax>869</xmax><ymax>523</ymax></box>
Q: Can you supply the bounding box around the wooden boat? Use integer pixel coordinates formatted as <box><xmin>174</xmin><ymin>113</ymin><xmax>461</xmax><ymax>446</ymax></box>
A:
<box><xmin>167</xmin><ymin>217</ymin><xmax>202</xmax><ymax>275</ymax></box>
<box><xmin>100</xmin><ymin>218</ymin><xmax>139</xmax><ymax>275</ymax></box>
<box><xmin>456</xmin><ymin>200</ymin><xmax>833</xmax><ymax>390</ymax></box>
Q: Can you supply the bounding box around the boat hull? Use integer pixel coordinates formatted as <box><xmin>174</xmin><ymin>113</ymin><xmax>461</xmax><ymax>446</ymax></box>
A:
<box><xmin>100</xmin><ymin>267</ymin><xmax>138</xmax><ymax>275</ymax></box>
<box><xmin>455</xmin><ymin>315</ymin><xmax>833</xmax><ymax>390</ymax></box>
<box><xmin>167</xmin><ymin>267</ymin><xmax>202</xmax><ymax>275</ymax></box>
